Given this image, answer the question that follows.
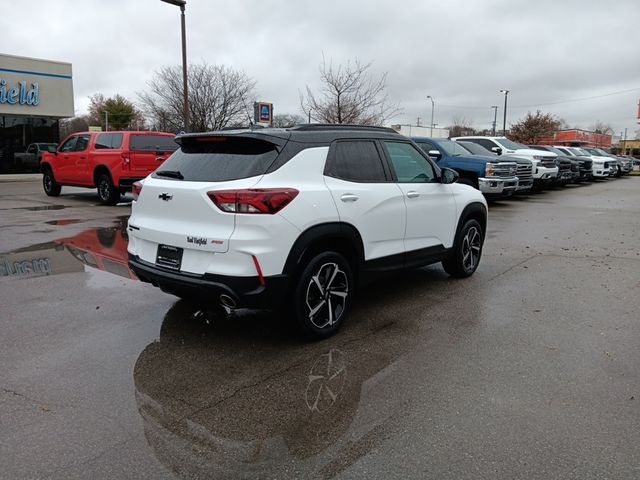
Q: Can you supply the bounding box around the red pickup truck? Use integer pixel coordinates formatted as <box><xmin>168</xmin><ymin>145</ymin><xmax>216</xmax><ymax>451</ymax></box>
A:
<box><xmin>41</xmin><ymin>131</ymin><xmax>178</xmax><ymax>205</ymax></box>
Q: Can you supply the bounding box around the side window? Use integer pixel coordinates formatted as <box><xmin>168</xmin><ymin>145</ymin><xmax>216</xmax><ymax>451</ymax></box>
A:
<box><xmin>476</xmin><ymin>139</ymin><xmax>498</xmax><ymax>151</ymax></box>
<box><xmin>383</xmin><ymin>141</ymin><xmax>436</xmax><ymax>183</ymax></box>
<box><xmin>60</xmin><ymin>137</ymin><xmax>78</xmax><ymax>152</ymax></box>
<box><xmin>416</xmin><ymin>142</ymin><xmax>439</xmax><ymax>157</ymax></box>
<box><xmin>325</xmin><ymin>140</ymin><xmax>387</xmax><ymax>182</ymax></box>
<box><xmin>74</xmin><ymin>135</ymin><xmax>91</xmax><ymax>152</ymax></box>
<box><xmin>95</xmin><ymin>133</ymin><xmax>123</xmax><ymax>150</ymax></box>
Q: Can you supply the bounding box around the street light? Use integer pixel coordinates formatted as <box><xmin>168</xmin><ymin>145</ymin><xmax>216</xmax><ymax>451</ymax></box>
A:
<box><xmin>161</xmin><ymin>0</ymin><xmax>189</xmax><ymax>132</ymax></box>
<box><xmin>427</xmin><ymin>95</ymin><xmax>435</xmax><ymax>137</ymax></box>
<box><xmin>491</xmin><ymin>105</ymin><xmax>498</xmax><ymax>136</ymax></box>
<box><xmin>499</xmin><ymin>90</ymin><xmax>509</xmax><ymax>136</ymax></box>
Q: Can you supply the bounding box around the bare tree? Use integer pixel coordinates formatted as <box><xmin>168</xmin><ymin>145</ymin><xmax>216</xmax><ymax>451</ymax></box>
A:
<box><xmin>300</xmin><ymin>57</ymin><xmax>401</xmax><ymax>125</ymax></box>
<box><xmin>447</xmin><ymin>116</ymin><xmax>476</xmax><ymax>138</ymax></box>
<box><xmin>139</xmin><ymin>63</ymin><xmax>256</xmax><ymax>133</ymax></box>
<box><xmin>59</xmin><ymin>116</ymin><xmax>89</xmax><ymax>138</ymax></box>
<box><xmin>590</xmin><ymin>121</ymin><xmax>614</xmax><ymax>135</ymax></box>
<box><xmin>272</xmin><ymin>113</ymin><xmax>306</xmax><ymax>128</ymax></box>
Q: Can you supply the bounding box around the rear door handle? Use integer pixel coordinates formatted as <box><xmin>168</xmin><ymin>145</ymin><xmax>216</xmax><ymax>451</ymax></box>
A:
<box><xmin>406</xmin><ymin>191</ymin><xmax>420</xmax><ymax>198</ymax></box>
<box><xmin>340</xmin><ymin>193</ymin><xmax>359</xmax><ymax>202</ymax></box>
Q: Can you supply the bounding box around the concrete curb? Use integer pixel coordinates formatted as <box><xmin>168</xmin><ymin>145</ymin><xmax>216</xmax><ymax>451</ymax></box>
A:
<box><xmin>0</xmin><ymin>174</ymin><xmax>42</xmax><ymax>183</ymax></box>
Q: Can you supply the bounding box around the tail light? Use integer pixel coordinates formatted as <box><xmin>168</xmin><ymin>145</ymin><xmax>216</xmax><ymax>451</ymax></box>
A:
<box><xmin>121</xmin><ymin>151</ymin><xmax>131</xmax><ymax>169</ymax></box>
<box><xmin>132</xmin><ymin>181</ymin><xmax>143</xmax><ymax>201</ymax></box>
<box><xmin>207</xmin><ymin>188</ymin><xmax>299</xmax><ymax>214</ymax></box>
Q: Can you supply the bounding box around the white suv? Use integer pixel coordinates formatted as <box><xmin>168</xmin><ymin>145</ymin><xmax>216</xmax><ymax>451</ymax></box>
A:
<box><xmin>452</xmin><ymin>136</ymin><xmax>559</xmax><ymax>187</ymax></box>
<box><xmin>127</xmin><ymin>125</ymin><xmax>488</xmax><ymax>338</ymax></box>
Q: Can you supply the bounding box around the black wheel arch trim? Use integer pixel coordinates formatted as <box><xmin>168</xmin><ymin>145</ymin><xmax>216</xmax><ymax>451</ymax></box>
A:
<box><xmin>454</xmin><ymin>202</ymin><xmax>487</xmax><ymax>242</ymax></box>
<box><xmin>282</xmin><ymin>222</ymin><xmax>365</xmax><ymax>277</ymax></box>
<box><xmin>93</xmin><ymin>165</ymin><xmax>114</xmax><ymax>187</ymax></box>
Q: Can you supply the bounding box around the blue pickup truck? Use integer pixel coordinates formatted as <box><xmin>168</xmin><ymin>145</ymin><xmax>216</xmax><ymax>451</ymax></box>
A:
<box><xmin>411</xmin><ymin>137</ymin><xmax>519</xmax><ymax>198</ymax></box>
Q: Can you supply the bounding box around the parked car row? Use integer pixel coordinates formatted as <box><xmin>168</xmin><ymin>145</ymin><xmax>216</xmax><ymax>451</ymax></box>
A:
<box><xmin>409</xmin><ymin>135</ymin><xmax>629</xmax><ymax>199</ymax></box>
<box><xmin>38</xmin><ymin>126</ymin><xmax>629</xmax><ymax>340</ymax></box>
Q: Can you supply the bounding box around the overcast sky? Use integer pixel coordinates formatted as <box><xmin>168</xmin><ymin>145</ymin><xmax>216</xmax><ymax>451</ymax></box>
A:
<box><xmin>3</xmin><ymin>0</ymin><xmax>639</xmax><ymax>137</ymax></box>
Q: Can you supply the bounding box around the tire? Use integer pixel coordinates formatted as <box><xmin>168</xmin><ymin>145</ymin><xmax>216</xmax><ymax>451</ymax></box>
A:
<box><xmin>97</xmin><ymin>173</ymin><xmax>121</xmax><ymax>205</ymax></box>
<box><xmin>442</xmin><ymin>219</ymin><xmax>484</xmax><ymax>278</ymax></box>
<box><xmin>292</xmin><ymin>251</ymin><xmax>353</xmax><ymax>340</ymax></box>
<box><xmin>42</xmin><ymin>167</ymin><xmax>61</xmax><ymax>197</ymax></box>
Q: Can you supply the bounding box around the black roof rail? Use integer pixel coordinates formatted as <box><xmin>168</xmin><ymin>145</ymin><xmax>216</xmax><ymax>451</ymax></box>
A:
<box><xmin>290</xmin><ymin>123</ymin><xmax>398</xmax><ymax>134</ymax></box>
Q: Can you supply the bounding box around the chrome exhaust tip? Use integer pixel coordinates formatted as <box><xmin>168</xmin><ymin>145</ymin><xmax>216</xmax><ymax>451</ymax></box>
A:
<box><xmin>219</xmin><ymin>294</ymin><xmax>237</xmax><ymax>309</ymax></box>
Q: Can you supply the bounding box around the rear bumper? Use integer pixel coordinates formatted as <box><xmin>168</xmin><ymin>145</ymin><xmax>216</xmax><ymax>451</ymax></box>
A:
<box><xmin>129</xmin><ymin>255</ymin><xmax>290</xmax><ymax>309</ymax></box>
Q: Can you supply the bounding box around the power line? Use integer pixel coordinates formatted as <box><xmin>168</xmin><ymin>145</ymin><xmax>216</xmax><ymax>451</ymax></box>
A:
<box><xmin>434</xmin><ymin>87</ymin><xmax>640</xmax><ymax>110</ymax></box>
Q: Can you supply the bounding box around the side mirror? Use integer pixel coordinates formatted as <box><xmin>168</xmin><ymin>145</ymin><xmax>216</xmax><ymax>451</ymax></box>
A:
<box><xmin>491</xmin><ymin>146</ymin><xmax>503</xmax><ymax>155</ymax></box>
<box><xmin>428</xmin><ymin>149</ymin><xmax>442</xmax><ymax>160</ymax></box>
<box><xmin>441</xmin><ymin>167</ymin><xmax>459</xmax><ymax>184</ymax></box>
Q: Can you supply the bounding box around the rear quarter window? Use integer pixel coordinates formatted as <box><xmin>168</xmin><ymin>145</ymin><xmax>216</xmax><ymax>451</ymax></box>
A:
<box><xmin>154</xmin><ymin>136</ymin><xmax>280</xmax><ymax>182</ymax></box>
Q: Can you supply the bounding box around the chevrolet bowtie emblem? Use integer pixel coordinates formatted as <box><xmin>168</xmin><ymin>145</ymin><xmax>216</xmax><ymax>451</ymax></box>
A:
<box><xmin>158</xmin><ymin>193</ymin><xmax>173</xmax><ymax>201</ymax></box>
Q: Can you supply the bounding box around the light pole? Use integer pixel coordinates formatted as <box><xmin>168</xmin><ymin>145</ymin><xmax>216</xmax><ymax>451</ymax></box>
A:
<box><xmin>427</xmin><ymin>95</ymin><xmax>435</xmax><ymax>137</ymax></box>
<box><xmin>499</xmin><ymin>90</ymin><xmax>509</xmax><ymax>136</ymax></box>
<box><xmin>161</xmin><ymin>0</ymin><xmax>189</xmax><ymax>132</ymax></box>
<box><xmin>491</xmin><ymin>105</ymin><xmax>498</xmax><ymax>136</ymax></box>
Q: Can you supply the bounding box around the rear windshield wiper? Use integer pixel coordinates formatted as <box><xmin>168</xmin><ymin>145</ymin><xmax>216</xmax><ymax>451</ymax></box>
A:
<box><xmin>155</xmin><ymin>170</ymin><xmax>184</xmax><ymax>180</ymax></box>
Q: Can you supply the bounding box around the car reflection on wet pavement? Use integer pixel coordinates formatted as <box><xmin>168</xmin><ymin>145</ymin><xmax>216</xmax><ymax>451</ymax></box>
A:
<box><xmin>0</xmin><ymin>218</ymin><xmax>134</xmax><ymax>280</ymax></box>
<box><xmin>133</xmin><ymin>300</ymin><xmax>420</xmax><ymax>479</ymax></box>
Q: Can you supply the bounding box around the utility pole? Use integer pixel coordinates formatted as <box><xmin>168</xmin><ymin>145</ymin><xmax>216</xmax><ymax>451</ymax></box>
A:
<box><xmin>491</xmin><ymin>106</ymin><xmax>498</xmax><ymax>136</ymax></box>
<box><xmin>427</xmin><ymin>96</ymin><xmax>435</xmax><ymax>137</ymax></box>
<box><xmin>161</xmin><ymin>0</ymin><xmax>189</xmax><ymax>132</ymax></box>
<box><xmin>417</xmin><ymin>117</ymin><xmax>422</xmax><ymax>127</ymax></box>
<box><xmin>500</xmin><ymin>90</ymin><xmax>509</xmax><ymax>136</ymax></box>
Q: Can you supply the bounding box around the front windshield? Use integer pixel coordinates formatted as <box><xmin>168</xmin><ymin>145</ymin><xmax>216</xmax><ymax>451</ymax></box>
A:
<box><xmin>437</xmin><ymin>139</ymin><xmax>470</xmax><ymax>156</ymax></box>
<box><xmin>569</xmin><ymin>147</ymin><xmax>589</xmax><ymax>156</ymax></box>
<box><xmin>544</xmin><ymin>147</ymin><xmax>564</xmax><ymax>155</ymax></box>
<box><xmin>582</xmin><ymin>148</ymin><xmax>600</xmax><ymax>155</ymax></box>
<box><xmin>458</xmin><ymin>141</ymin><xmax>492</xmax><ymax>155</ymax></box>
<box><xmin>595</xmin><ymin>148</ymin><xmax>612</xmax><ymax>156</ymax></box>
<box><xmin>495</xmin><ymin>138</ymin><xmax>526</xmax><ymax>150</ymax></box>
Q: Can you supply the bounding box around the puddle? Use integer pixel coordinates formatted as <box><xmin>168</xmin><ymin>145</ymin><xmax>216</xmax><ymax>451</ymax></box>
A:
<box><xmin>45</xmin><ymin>219</ymin><xmax>84</xmax><ymax>226</ymax></box>
<box><xmin>0</xmin><ymin>219</ymin><xmax>135</xmax><ymax>281</ymax></box>
<box><xmin>23</xmin><ymin>205</ymin><xmax>66</xmax><ymax>211</ymax></box>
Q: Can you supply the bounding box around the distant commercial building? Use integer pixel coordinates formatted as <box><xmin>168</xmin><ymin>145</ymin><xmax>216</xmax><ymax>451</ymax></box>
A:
<box><xmin>391</xmin><ymin>124</ymin><xmax>450</xmax><ymax>139</ymax></box>
<box><xmin>616</xmin><ymin>139</ymin><xmax>640</xmax><ymax>157</ymax></box>
<box><xmin>0</xmin><ymin>53</ymin><xmax>74</xmax><ymax>174</ymax></box>
<box><xmin>538</xmin><ymin>129</ymin><xmax>612</xmax><ymax>148</ymax></box>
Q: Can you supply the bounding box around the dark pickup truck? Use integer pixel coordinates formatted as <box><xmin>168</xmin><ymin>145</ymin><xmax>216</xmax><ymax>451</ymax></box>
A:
<box><xmin>411</xmin><ymin>137</ymin><xmax>518</xmax><ymax>198</ymax></box>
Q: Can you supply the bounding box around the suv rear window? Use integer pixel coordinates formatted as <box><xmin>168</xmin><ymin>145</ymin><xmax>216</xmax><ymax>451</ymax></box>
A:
<box><xmin>155</xmin><ymin>136</ymin><xmax>279</xmax><ymax>182</ymax></box>
<box><xmin>130</xmin><ymin>135</ymin><xmax>178</xmax><ymax>152</ymax></box>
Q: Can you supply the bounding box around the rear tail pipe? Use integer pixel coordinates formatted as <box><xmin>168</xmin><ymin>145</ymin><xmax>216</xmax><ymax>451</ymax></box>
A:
<box><xmin>219</xmin><ymin>294</ymin><xmax>237</xmax><ymax>310</ymax></box>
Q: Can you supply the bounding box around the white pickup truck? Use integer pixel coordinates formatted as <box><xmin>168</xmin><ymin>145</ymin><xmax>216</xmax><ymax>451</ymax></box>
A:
<box><xmin>451</xmin><ymin>136</ymin><xmax>559</xmax><ymax>188</ymax></box>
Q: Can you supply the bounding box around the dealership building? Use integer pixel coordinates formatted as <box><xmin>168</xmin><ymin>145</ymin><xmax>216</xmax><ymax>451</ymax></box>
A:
<box><xmin>0</xmin><ymin>53</ymin><xmax>74</xmax><ymax>174</ymax></box>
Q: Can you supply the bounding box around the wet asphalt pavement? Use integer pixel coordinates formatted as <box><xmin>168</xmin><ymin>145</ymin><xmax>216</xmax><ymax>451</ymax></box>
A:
<box><xmin>1</xmin><ymin>178</ymin><xmax>640</xmax><ymax>479</ymax></box>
